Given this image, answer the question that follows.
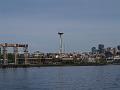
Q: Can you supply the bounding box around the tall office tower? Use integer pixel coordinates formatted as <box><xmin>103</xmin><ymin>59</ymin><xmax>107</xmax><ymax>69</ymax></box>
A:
<box><xmin>98</xmin><ymin>44</ymin><xmax>104</xmax><ymax>54</ymax></box>
<box><xmin>91</xmin><ymin>47</ymin><xmax>97</xmax><ymax>54</ymax></box>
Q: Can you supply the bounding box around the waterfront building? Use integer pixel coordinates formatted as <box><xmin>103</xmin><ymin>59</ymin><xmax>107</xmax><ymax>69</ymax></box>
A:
<box><xmin>112</xmin><ymin>48</ymin><xmax>117</xmax><ymax>56</ymax></box>
<box><xmin>113</xmin><ymin>55</ymin><xmax>120</xmax><ymax>64</ymax></box>
<box><xmin>105</xmin><ymin>51</ymin><xmax>113</xmax><ymax>58</ymax></box>
<box><xmin>88</xmin><ymin>57</ymin><xmax>96</xmax><ymax>63</ymax></box>
<box><xmin>32</xmin><ymin>51</ymin><xmax>44</xmax><ymax>58</ymax></box>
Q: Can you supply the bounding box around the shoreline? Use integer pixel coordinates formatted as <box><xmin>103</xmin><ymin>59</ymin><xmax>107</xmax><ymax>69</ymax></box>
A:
<box><xmin>0</xmin><ymin>63</ymin><xmax>109</xmax><ymax>68</ymax></box>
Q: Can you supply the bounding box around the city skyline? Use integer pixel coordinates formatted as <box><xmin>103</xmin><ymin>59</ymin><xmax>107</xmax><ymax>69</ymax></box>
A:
<box><xmin>0</xmin><ymin>0</ymin><xmax>120</xmax><ymax>52</ymax></box>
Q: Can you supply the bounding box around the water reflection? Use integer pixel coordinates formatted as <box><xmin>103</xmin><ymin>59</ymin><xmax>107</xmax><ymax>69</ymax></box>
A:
<box><xmin>0</xmin><ymin>65</ymin><xmax>120</xmax><ymax>90</ymax></box>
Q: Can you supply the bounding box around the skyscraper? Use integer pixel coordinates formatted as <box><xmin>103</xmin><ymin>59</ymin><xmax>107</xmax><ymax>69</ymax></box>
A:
<box><xmin>91</xmin><ymin>47</ymin><xmax>97</xmax><ymax>54</ymax></box>
<box><xmin>98</xmin><ymin>44</ymin><xmax>104</xmax><ymax>54</ymax></box>
<box><xmin>117</xmin><ymin>45</ymin><xmax>120</xmax><ymax>50</ymax></box>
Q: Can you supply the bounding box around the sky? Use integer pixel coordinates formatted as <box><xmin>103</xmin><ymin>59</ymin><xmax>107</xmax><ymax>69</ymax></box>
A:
<box><xmin>0</xmin><ymin>0</ymin><xmax>120</xmax><ymax>53</ymax></box>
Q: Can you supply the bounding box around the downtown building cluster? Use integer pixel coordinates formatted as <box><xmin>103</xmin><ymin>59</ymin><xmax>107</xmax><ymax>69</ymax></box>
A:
<box><xmin>91</xmin><ymin>44</ymin><xmax>120</xmax><ymax>63</ymax></box>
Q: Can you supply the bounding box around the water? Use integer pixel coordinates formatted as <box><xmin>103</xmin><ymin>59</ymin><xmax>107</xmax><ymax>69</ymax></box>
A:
<box><xmin>0</xmin><ymin>65</ymin><xmax>120</xmax><ymax>90</ymax></box>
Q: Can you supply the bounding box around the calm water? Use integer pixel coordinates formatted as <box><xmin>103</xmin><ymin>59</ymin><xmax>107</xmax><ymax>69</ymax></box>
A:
<box><xmin>0</xmin><ymin>65</ymin><xmax>120</xmax><ymax>90</ymax></box>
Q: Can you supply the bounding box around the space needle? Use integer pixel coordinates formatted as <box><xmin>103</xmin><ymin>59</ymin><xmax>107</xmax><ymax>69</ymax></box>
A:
<box><xmin>58</xmin><ymin>32</ymin><xmax>64</xmax><ymax>55</ymax></box>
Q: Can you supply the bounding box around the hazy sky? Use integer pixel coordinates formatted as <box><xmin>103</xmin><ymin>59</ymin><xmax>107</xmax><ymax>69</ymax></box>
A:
<box><xmin>0</xmin><ymin>0</ymin><xmax>120</xmax><ymax>52</ymax></box>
